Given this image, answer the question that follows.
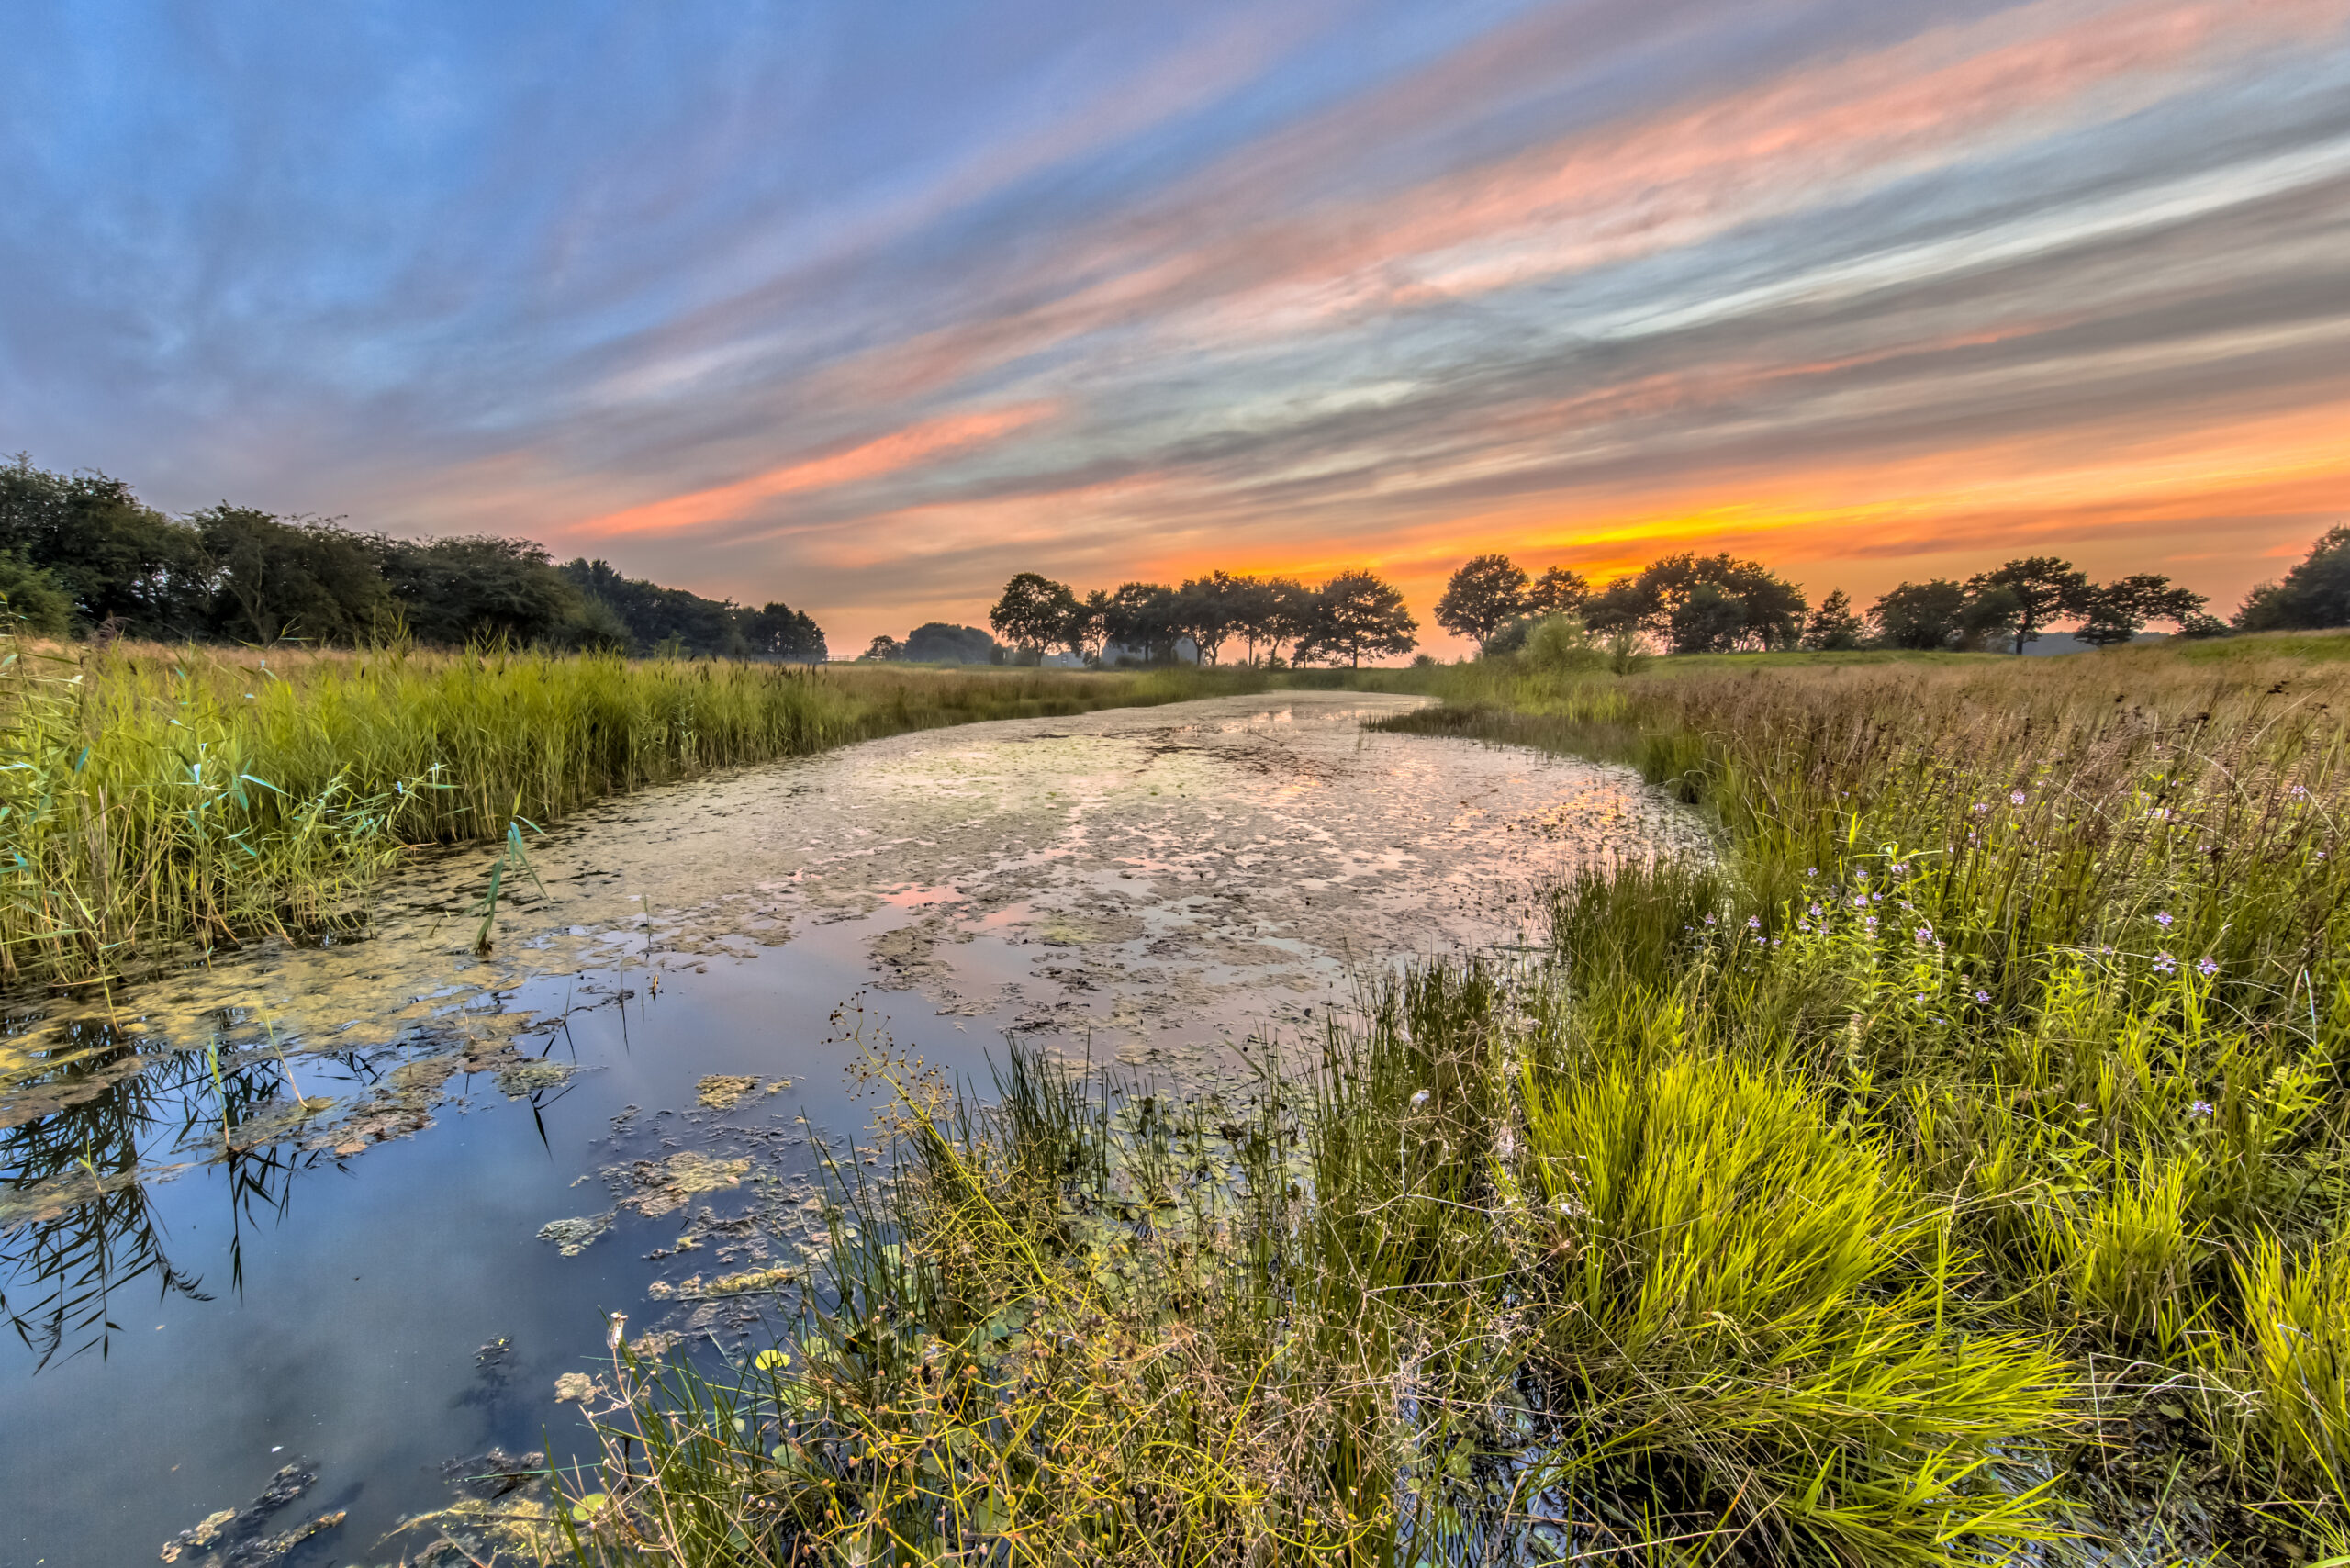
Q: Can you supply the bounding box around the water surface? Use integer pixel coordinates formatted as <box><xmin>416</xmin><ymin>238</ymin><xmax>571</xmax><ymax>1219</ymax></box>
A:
<box><xmin>0</xmin><ymin>692</ymin><xmax>1699</xmax><ymax>1566</ymax></box>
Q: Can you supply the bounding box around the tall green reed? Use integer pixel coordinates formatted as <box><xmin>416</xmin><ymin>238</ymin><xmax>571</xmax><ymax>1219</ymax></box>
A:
<box><xmin>0</xmin><ymin>639</ymin><xmax>1302</xmax><ymax>983</ymax></box>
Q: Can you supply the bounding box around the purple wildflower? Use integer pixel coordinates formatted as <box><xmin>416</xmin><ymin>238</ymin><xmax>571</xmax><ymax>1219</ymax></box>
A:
<box><xmin>2009</xmin><ymin>789</ymin><xmax>2027</xmax><ymax>805</ymax></box>
<box><xmin>2197</xmin><ymin>957</ymin><xmax>2219</xmax><ymax>978</ymax></box>
<box><xmin>2189</xmin><ymin>1100</ymin><xmax>2214</xmax><ymax>1119</ymax></box>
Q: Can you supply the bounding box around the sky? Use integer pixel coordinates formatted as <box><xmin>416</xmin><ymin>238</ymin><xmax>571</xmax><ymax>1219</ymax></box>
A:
<box><xmin>4</xmin><ymin>0</ymin><xmax>2347</xmax><ymax>656</ymax></box>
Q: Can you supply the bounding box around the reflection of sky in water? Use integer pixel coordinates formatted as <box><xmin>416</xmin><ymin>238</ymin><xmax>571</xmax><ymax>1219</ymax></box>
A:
<box><xmin>0</xmin><ymin>693</ymin><xmax>1697</xmax><ymax>1565</ymax></box>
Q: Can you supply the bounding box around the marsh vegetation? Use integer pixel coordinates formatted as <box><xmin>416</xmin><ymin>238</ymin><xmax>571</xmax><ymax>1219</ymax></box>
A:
<box><xmin>555</xmin><ymin>636</ymin><xmax>2350</xmax><ymax>1566</ymax></box>
<box><xmin>0</xmin><ymin>640</ymin><xmax>1321</xmax><ymax>984</ymax></box>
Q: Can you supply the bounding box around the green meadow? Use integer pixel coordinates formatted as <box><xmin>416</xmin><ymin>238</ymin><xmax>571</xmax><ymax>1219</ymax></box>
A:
<box><xmin>8</xmin><ymin>627</ymin><xmax>2346</xmax><ymax>1562</ymax></box>
<box><xmin>549</xmin><ymin>636</ymin><xmax>2350</xmax><ymax>1566</ymax></box>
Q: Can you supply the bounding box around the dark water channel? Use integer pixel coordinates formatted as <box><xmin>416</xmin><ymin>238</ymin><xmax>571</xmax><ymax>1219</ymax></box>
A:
<box><xmin>0</xmin><ymin>693</ymin><xmax>1700</xmax><ymax>1566</ymax></box>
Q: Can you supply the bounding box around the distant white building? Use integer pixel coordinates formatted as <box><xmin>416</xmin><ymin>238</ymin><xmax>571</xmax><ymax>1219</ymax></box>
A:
<box><xmin>1097</xmin><ymin>636</ymin><xmax>1200</xmax><ymax>666</ymax></box>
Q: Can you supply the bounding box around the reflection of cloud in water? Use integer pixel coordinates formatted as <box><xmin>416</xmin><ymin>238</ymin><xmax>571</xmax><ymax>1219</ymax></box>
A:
<box><xmin>5</xmin><ymin>688</ymin><xmax>1696</xmax><ymax>1123</ymax></box>
<box><xmin>0</xmin><ymin>692</ymin><xmax>1697</xmax><ymax>1350</ymax></box>
<box><xmin>0</xmin><ymin>690</ymin><xmax>1704</xmax><ymax>1562</ymax></box>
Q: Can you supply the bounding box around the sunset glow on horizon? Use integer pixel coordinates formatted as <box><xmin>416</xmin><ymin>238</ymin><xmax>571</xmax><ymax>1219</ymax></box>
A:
<box><xmin>6</xmin><ymin>0</ymin><xmax>2347</xmax><ymax>655</ymax></box>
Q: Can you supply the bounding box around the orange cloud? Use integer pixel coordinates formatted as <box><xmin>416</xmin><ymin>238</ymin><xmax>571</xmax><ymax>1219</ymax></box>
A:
<box><xmin>577</xmin><ymin>402</ymin><xmax>1057</xmax><ymax>537</ymax></box>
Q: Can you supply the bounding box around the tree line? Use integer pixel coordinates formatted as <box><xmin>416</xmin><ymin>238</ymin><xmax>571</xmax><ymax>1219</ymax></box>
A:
<box><xmin>0</xmin><ymin>456</ymin><xmax>825</xmax><ymax>659</ymax></box>
<box><xmin>1433</xmin><ymin>546</ymin><xmax>2269</xmax><ymax>655</ymax></box>
<box><xmin>987</xmin><ymin>569</ymin><xmax>1418</xmax><ymax>668</ymax></box>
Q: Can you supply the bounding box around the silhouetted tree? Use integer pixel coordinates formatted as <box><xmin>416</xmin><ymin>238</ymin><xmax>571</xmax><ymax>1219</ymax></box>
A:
<box><xmin>1104</xmin><ymin>581</ymin><xmax>1182</xmax><ymax>663</ymax></box>
<box><xmin>1298</xmin><ymin>569</ymin><xmax>1416</xmax><ymax>667</ymax></box>
<box><xmin>861</xmin><ymin>633</ymin><xmax>902</xmax><ymax>661</ymax></box>
<box><xmin>1434</xmin><ymin>554</ymin><xmax>1528</xmax><ymax>645</ymax></box>
<box><xmin>744</xmin><ymin>601</ymin><xmax>828</xmax><ymax>662</ymax></box>
<box><xmin>900</xmin><ymin>622</ymin><xmax>997</xmax><ymax>664</ymax></box>
<box><xmin>1064</xmin><ymin>589</ymin><xmax>1112</xmax><ymax>663</ymax></box>
<box><xmin>1668</xmin><ymin>582</ymin><xmax>1750</xmax><ymax>654</ymax></box>
<box><xmin>2104</xmin><ymin>573</ymin><xmax>2206</xmax><ymax>632</ymax></box>
<box><xmin>989</xmin><ymin>572</ymin><xmax>1078</xmax><ymax>656</ymax></box>
<box><xmin>1971</xmin><ymin>556</ymin><xmax>2092</xmax><ymax>654</ymax></box>
<box><xmin>1801</xmin><ymin>588</ymin><xmax>1865</xmax><ymax>650</ymax></box>
<box><xmin>1174</xmin><ymin>571</ymin><xmax>1248</xmax><ymax>664</ymax></box>
<box><xmin>1525</xmin><ymin>566</ymin><xmax>1590</xmax><ymax>617</ymax></box>
<box><xmin>1224</xmin><ymin>576</ymin><xmax>1316</xmax><ymax>665</ymax></box>
<box><xmin>2236</xmin><ymin>527</ymin><xmax>2350</xmax><ymax>631</ymax></box>
<box><xmin>1865</xmin><ymin>580</ymin><xmax>2021</xmax><ymax>652</ymax></box>
<box><xmin>2073</xmin><ymin>576</ymin><xmax>2206</xmax><ymax>648</ymax></box>
<box><xmin>1581</xmin><ymin>552</ymin><xmax>1806</xmax><ymax>653</ymax></box>
<box><xmin>1870</xmin><ymin>580</ymin><xmax>1971</xmax><ymax>650</ymax></box>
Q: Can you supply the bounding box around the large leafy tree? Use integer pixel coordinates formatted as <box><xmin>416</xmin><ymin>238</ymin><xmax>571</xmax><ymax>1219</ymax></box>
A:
<box><xmin>1229</xmin><ymin>576</ymin><xmax>1315</xmax><ymax>665</ymax></box>
<box><xmin>1298</xmin><ymin>569</ymin><xmax>1416</xmax><ymax>667</ymax></box>
<box><xmin>2234</xmin><ymin>529</ymin><xmax>2350</xmax><ymax>631</ymax></box>
<box><xmin>744</xmin><ymin>602</ymin><xmax>828</xmax><ymax>662</ymax></box>
<box><xmin>195</xmin><ymin>506</ymin><xmax>392</xmax><ymax>644</ymax></box>
<box><xmin>1957</xmin><ymin>586</ymin><xmax>2023</xmax><ymax>652</ymax></box>
<box><xmin>900</xmin><ymin>622</ymin><xmax>996</xmax><ymax>664</ymax></box>
<box><xmin>1869</xmin><ymin>580</ymin><xmax>1970</xmax><ymax>650</ymax></box>
<box><xmin>1668</xmin><ymin>583</ymin><xmax>1749</xmax><ymax>654</ymax></box>
<box><xmin>2076</xmin><ymin>575</ymin><xmax>2207</xmax><ymax>648</ymax></box>
<box><xmin>1103</xmin><ymin>582</ymin><xmax>1181</xmax><ymax>663</ymax></box>
<box><xmin>1801</xmin><ymin>588</ymin><xmax>1865</xmax><ymax>650</ymax></box>
<box><xmin>1526</xmin><ymin>566</ymin><xmax>1589</xmax><ymax>617</ymax></box>
<box><xmin>382</xmin><ymin>535</ymin><xmax>579</xmax><ymax>645</ymax></box>
<box><xmin>1582</xmin><ymin>552</ymin><xmax>1807</xmax><ymax>653</ymax></box>
<box><xmin>1064</xmin><ymin>589</ymin><xmax>1112</xmax><ymax>663</ymax></box>
<box><xmin>1174</xmin><ymin>572</ymin><xmax>1248</xmax><ymax>665</ymax></box>
<box><xmin>0</xmin><ymin>457</ymin><xmax>206</xmax><ymax>635</ymax></box>
<box><xmin>1970</xmin><ymin>556</ymin><xmax>2091</xmax><ymax>654</ymax></box>
<box><xmin>0</xmin><ymin>553</ymin><xmax>70</xmax><ymax>635</ymax></box>
<box><xmin>563</xmin><ymin>557</ymin><xmax>771</xmax><ymax>656</ymax></box>
<box><xmin>1868</xmin><ymin>580</ymin><xmax>2023</xmax><ymax>652</ymax></box>
<box><xmin>989</xmin><ymin>572</ymin><xmax>1078</xmax><ymax>655</ymax></box>
<box><xmin>1434</xmin><ymin>554</ymin><xmax>1529</xmax><ymax>645</ymax></box>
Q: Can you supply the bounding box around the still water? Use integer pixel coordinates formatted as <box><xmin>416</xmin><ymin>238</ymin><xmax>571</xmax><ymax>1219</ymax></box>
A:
<box><xmin>0</xmin><ymin>692</ymin><xmax>1698</xmax><ymax>1566</ymax></box>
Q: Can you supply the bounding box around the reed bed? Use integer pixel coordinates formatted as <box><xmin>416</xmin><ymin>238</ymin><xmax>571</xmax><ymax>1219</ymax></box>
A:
<box><xmin>550</xmin><ymin>636</ymin><xmax>2350</xmax><ymax>1566</ymax></box>
<box><xmin>0</xmin><ymin>639</ymin><xmax>1280</xmax><ymax>983</ymax></box>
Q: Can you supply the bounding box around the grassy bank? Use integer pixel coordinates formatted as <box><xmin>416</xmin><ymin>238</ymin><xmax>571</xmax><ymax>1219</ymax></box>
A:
<box><xmin>0</xmin><ymin>641</ymin><xmax>1345</xmax><ymax>985</ymax></box>
<box><xmin>549</xmin><ymin>638</ymin><xmax>2350</xmax><ymax>1566</ymax></box>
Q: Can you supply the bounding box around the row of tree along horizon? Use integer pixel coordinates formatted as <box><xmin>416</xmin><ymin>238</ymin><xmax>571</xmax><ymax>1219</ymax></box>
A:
<box><xmin>0</xmin><ymin>456</ymin><xmax>826</xmax><ymax>659</ymax></box>
<box><xmin>956</xmin><ymin>525</ymin><xmax>2349</xmax><ymax>667</ymax></box>
<box><xmin>9</xmin><ymin>454</ymin><xmax>2344</xmax><ymax>664</ymax></box>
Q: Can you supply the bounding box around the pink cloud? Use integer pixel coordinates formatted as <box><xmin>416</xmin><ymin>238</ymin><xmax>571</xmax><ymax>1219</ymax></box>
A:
<box><xmin>576</xmin><ymin>402</ymin><xmax>1058</xmax><ymax>538</ymax></box>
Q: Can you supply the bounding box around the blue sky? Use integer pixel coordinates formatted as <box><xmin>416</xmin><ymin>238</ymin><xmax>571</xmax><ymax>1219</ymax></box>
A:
<box><xmin>6</xmin><ymin>0</ymin><xmax>2347</xmax><ymax>649</ymax></box>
